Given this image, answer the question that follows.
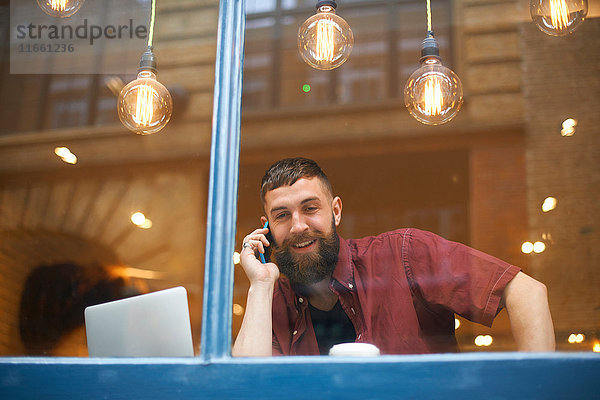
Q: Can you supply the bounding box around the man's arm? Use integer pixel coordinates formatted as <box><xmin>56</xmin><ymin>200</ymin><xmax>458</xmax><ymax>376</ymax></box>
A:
<box><xmin>232</xmin><ymin>228</ymin><xmax>279</xmax><ymax>357</ymax></box>
<box><xmin>502</xmin><ymin>271</ymin><xmax>555</xmax><ymax>351</ymax></box>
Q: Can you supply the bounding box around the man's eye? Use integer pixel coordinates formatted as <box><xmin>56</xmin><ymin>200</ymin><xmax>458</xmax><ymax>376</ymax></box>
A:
<box><xmin>275</xmin><ymin>212</ymin><xmax>288</xmax><ymax>220</ymax></box>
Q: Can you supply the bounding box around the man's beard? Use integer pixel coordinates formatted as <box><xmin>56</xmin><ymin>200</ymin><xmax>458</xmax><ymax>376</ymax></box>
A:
<box><xmin>271</xmin><ymin>218</ymin><xmax>339</xmax><ymax>286</ymax></box>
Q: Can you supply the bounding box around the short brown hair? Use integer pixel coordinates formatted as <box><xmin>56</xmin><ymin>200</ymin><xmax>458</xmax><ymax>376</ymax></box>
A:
<box><xmin>260</xmin><ymin>157</ymin><xmax>333</xmax><ymax>202</ymax></box>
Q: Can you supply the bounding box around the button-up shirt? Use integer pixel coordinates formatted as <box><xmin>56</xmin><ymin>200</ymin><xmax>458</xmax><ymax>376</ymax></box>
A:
<box><xmin>271</xmin><ymin>228</ymin><xmax>521</xmax><ymax>355</ymax></box>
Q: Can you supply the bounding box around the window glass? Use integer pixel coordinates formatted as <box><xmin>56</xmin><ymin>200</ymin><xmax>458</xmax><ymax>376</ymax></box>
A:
<box><xmin>0</xmin><ymin>0</ymin><xmax>219</xmax><ymax>356</ymax></box>
<box><xmin>236</xmin><ymin>0</ymin><xmax>600</xmax><ymax>355</ymax></box>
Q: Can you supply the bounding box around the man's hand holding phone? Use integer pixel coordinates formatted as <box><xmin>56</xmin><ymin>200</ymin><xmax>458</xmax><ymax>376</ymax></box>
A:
<box><xmin>240</xmin><ymin>223</ymin><xmax>279</xmax><ymax>288</ymax></box>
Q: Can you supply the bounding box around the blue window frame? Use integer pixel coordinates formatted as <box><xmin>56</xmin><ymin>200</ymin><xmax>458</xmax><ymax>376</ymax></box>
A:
<box><xmin>0</xmin><ymin>1</ymin><xmax>598</xmax><ymax>398</ymax></box>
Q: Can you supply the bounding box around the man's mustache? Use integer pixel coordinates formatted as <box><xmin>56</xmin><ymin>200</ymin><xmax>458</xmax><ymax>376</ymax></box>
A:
<box><xmin>275</xmin><ymin>231</ymin><xmax>326</xmax><ymax>250</ymax></box>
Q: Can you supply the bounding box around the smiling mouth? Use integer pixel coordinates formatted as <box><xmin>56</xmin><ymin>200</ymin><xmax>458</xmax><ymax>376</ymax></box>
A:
<box><xmin>293</xmin><ymin>240</ymin><xmax>316</xmax><ymax>249</ymax></box>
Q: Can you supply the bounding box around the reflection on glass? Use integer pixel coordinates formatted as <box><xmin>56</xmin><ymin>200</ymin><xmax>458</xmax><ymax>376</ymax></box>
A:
<box><xmin>0</xmin><ymin>0</ymin><xmax>215</xmax><ymax>357</ymax></box>
<box><xmin>238</xmin><ymin>0</ymin><xmax>598</xmax><ymax>355</ymax></box>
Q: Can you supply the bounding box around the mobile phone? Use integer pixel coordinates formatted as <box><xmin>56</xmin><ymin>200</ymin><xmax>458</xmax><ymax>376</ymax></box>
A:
<box><xmin>261</xmin><ymin>221</ymin><xmax>273</xmax><ymax>263</ymax></box>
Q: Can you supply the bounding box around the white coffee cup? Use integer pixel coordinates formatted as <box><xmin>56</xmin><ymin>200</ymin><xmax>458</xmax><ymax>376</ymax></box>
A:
<box><xmin>328</xmin><ymin>342</ymin><xmax>380</xmax><ymax>357</ymax></box>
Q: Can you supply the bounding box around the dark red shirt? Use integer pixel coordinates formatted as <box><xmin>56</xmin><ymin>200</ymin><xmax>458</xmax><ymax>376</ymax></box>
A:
<box><xmin>271</xmin><ymin>228</ymin><xmax>521</xmax><ymax>355</ymax></box>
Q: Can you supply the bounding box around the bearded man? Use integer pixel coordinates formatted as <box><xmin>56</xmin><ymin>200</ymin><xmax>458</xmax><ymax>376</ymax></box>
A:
<box><xmin>232</xmin><ymin>158</ymin><xmax>555</xmax><ymax>356</ymax></box>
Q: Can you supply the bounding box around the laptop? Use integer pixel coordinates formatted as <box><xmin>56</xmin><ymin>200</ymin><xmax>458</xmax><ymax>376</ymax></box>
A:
<box><xmin>84</xmin><ymin>286</ymin><xmax>194</xmax><ymax>357</ymax></box>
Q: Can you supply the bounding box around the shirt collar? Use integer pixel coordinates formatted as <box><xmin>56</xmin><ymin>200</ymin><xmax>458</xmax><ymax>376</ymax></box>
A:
<box><xmin>331</xmin><ymin>236</ymin><xmax>354</xmax><ymax>291</ymax></box>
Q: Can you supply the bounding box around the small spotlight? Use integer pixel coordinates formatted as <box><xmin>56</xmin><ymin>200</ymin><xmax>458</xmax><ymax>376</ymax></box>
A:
<box><xmin>521</xmin><ymin>242</ymin><xmax>534</xmax><ymax>254</ymax></box>
<box><xmin>593</xmin><ymin>342</ymin><xmax>600</xmax><ymax>353</ymax></box>
<box><xmin>542</xmin><ymin>197</ymin><xmax>557</xmax><ymax>212</ymax></box>
<box><xmin>131</xmin><ymin>212</ymin><xmax>152</xmax><ymax>229</ymax></box>
<box><xmin>454</xmin><ymin>318</ymin><xmax>460</xmax><ymax>330</ymax></box>
<box><xmin>533</xmin><ymin>241</ymin><xmax>546</xmax><ymax>254</ymax></box>
<box><xmin>233</xmin><ymin>252</ymin><xmax>241</xmax><ymax>265</ymax></box>
<box><xmin>475</xmin><ymin>335</ymin><xmax>493</xmax><ymax>347</ymax></box>
<box><xmin>233</xmin><ymin>303</ymin><xmax>244</xmax><ymax>316</ymax></box>
<box><xmin>131</xmin><ymin>212</ymin><xmax>146</xmax><ymax>226</ymax></box>
<box><xmin>568</xmin><ymin>333</ymin><xmax>585</xmax><ymax>344</ymax></box>
<box><xmin>54</xmin><ymin>146</ymin><xmax>78</xmax><ymax>165</ymax></box>
<box><xmin>561</xmin><ymin>118</ymin><xmax>577</xmax><ymax>136</ymax></box>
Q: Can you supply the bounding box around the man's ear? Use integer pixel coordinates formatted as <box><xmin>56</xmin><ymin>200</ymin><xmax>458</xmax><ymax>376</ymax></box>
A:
<box><xmin>332</xmin><ymin>196</ymin><xmax>342</xmax><ymax>226</ymax></box>
<box><xmin>260</xmin><ymin>216</ymin><xmax>268</xmax><ymax>226</ymax></box>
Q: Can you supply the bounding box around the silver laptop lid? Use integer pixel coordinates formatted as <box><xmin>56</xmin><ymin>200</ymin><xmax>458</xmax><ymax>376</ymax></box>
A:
<box><xmin>84</xmin><ymin>286</ymin><xmax>194</xmax><ymax>357</ymax></box>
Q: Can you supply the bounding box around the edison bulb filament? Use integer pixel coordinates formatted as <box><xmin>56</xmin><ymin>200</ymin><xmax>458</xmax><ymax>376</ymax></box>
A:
<box><xmin>37</xmin><ymin>0</ymin><xmax>85</xmax><ymax>18</ymax></box>
<box><xmin>298</xmin><ymin>4</ymin><xmax>354</xmax><ymax>70</ymax></box>
<box><xmin>316</xmin><ymin>19</ymin><xmax>335</xmax><ymax>62</ymax></box>
<box><xmin>530</xmin><ymin>0</ymin><xmax>588</xmax><ymax>36</ymax></box>
<box><xmin>404</xmin><ymin>58</ymin><xmax>463</xmax><ymax>125</ymax></box>
<box><xmin>423</xmin><ymin>77</ymin><xmax>443</xmax><ymax>116</ymax></box>
<box><xmin>118</xmin><ymin>70</ymin><xmax>173</xmax><ymax>135</ymax></box>
<box><xmin>135</xmin><ymin>84</ymin><xmax>155</xmax><ymax>126</ymax></box>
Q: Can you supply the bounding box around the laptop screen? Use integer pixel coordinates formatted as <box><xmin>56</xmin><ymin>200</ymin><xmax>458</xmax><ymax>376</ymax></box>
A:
<box><xmin>84</xmin><ymin>286</ymin><xmax>194</xmax><ymax>357</ymax></box>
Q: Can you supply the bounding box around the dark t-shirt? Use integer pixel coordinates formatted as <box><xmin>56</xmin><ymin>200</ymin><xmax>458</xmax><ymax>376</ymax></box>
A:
<box><xmin>308</xmin><ymin>300</ymin><xmax>356</xmax><ymax>355</ymax></box>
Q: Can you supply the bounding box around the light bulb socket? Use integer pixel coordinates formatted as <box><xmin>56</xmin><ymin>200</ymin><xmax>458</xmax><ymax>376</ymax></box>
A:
<box><xmin>138</xmin><ymin>46</ymin><xmax>157</xmax><ymax>73</ymax></box>
<box><xmin>420</xmin><ymin>32</ymin><xmax>441</xmax><ymax>62</ymax></box>
<box><xmin>316</xmin><ymin>0</ymin><xmax>337</xmax><ymax>9</ymax></box>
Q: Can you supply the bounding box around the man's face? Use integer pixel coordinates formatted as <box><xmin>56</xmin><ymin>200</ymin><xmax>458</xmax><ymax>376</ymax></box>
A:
<box><xmin>262</xmin><ymin>177</ymin><xmax>342</xmax><ymax>285</ymax></box>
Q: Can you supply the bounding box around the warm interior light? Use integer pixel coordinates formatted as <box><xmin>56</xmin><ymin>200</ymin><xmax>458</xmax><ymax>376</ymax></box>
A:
<box><xmin>37</xmin><ymin>0</ymin><xmax>85</xmax><ymax>18</ymax></box>
<box><xmin>298</xmin><ymin>3</ymin><xmax>354</xmax><ymax>70</ymax></box>
<box><xmin>454</xmin><ymin>318</ymin><xmax>460</xmax><ymax>330</ymax></box>
<box><xmin>131</xmin><ymin>212</ymin><xmax>146</xmax><ymax>226</ymax></box>
<box><xmin>51</xmin><ymin>0</ymin><xmax>66</xmax><ymax>11</ymax></box>
<box><xmin>542</xmin><ymin>197</ymin><xmax>558</xmax><ymax>212</ymax></box>
<box><xmin>423</xmin><ymin>77</ymin><xmax>443</xmax><ymax>116</ymax></box>
<box><xmin>568</xmin><ymin>333</ymin><xmax>585</xmax><ymax>343</ymax></box>
<box><xmin>530</xmin><ymin>0</ymin><xmax>588</xmax><ymax>36</ymax></box>
<box><xmin>593</xmin><ymin>342</ymin><xmax>600</xmax><ymax>352</ymax></box>
<box><xmin>404</xmin><ymin>34</ymin><xmax>463</xmax><ymax>125</ymax></box>
<box><xmin>315</xmin><ymin>19</ymin><xmax>335</xmax><ymax>62</ymax></box>
<box><xmin>475</xmin><ymin>335</ymin><xmax>493</xmax><ymax>347</ymax></box>
<box><xmin>521</xmin><ymin>241</ymin><xmax>534</xmax><ymax>254</ymax></box>
<box><xmin>134</xmin><ymin>84</ymin><xmax>155</xmax><ymax>126</ymax></box>
<box><xmin>118</xmin><ymin>69</ymin><xmax>173</xmax><ymax>135</ymax></box>
<box><xmin>233</xmin><ymin>252</ymin><xmax>241</xmax><ymax>265</ymax></box>
<box><xmin>54</xmin><ymin>146</ymin><xmax>77</xmax><ymax>164</ymax></box>
<box><xmin>550</xmin><ymin>0</ymin><xmax>569</xmax><ymax>30</ymax></box>
<box><xmin>561</xmin><ymin>118</ymin><xmax>577</xmax><ymax>136</ymax></box>
<box><xmin>54</xmin><ymin>147</ymin><xmax>70</xmax><ymax>157</ymax></box>
<box><xmin>233</xmin><ymin>304</ymin><xmax>245</xmax><ymax>316</ymax></box>
<box><xmin>533</xmin><ymin>241</ymin><xmax>546</xmax><ymax>253</ymax></box>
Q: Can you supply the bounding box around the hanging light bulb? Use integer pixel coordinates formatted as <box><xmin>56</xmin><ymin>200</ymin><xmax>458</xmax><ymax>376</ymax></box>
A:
<box><xmin>37</xmin><ymin>0</ymin><xmax>85</xmax><ymax>18</ymax></box>
<box><xmin>298</xmin><ymin>0</ymin><xmax>354</xmax><ymax>70</ymax></box>
<box><xmin>404</xmin><ymin>33</ymin><xmax>463</xmax><ymax>125</ymax></box>
<box><xmin>530</xmin><ymin>0</ymin><xmax>588</xmax><ymax>36</ymax></box>
<box><xmin>118</xmin><ymin>47</ymin><xmax>173</xmax><ymax>135</ymax></box>
<box><xmin>117</xmin><ymin>0</ymin><xmax>172</xmax><ymax>135</ymax></box>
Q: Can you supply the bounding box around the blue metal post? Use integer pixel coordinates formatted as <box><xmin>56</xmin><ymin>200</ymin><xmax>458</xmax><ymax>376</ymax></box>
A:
<box><xmin>200</xmin><ymin>0</ymin><xmax>246</xmax><ymax>361</ymax></box>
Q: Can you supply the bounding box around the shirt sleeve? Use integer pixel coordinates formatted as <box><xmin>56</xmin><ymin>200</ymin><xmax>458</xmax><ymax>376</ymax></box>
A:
<box><xmin>402</xmin><ymin>229</ymin><xmax>521</xmax><ymax>327</ymax></box>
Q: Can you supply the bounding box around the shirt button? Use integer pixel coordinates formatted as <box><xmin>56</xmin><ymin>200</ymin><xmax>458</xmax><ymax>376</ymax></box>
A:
<box><xmin>293</xmin><ymin>330</ymin><xmax>298</xmax><ymax>335</ymax></box>
<box><xmin>348</xmin><ymin>283</ymin><xmax>354</xmax><ymax>289</ymax></box>
<box><xmin>298</xmin><ymin>298</ymin><xmax>304</xmax><ymax>303</ymax></box>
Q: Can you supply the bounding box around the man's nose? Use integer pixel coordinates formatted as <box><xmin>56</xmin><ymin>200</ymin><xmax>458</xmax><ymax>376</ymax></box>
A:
<box><xmin>290</xmin><ymin>212</ymin><xmax>309</xmax><ymax>234</ymax></box>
